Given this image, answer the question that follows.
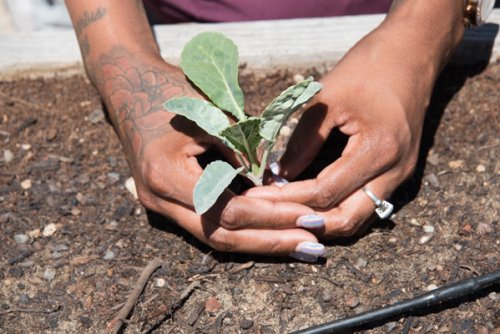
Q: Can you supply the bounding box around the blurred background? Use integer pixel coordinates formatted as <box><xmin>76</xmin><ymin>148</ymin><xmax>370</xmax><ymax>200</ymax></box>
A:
<box><xmin>1</xmin><ymin>0</ymin><xmax>500</xmax><ymax>33</ymax></box>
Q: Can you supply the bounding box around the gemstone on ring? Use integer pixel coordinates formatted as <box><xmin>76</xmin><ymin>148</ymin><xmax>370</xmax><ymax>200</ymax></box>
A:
<box><xmin>362</xmin><ymin>188</ymin><xmax>394</xmax><ymax>219</ymax></box>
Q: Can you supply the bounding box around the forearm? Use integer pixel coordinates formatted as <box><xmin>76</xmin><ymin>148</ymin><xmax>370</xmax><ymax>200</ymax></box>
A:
<box><xmin>384</xmin><ymin>0</ymin><xmax>464</xmax><ymax>74</ymax></box>
<box><xmin>65</xmin><ymin>0</ymin><xmax>190</xmax><ymax>162</ymax></box>
<box><xmin>65</xmin><ymin>0</ymin><xmax>164</xmax><ymax>85</ymax></box>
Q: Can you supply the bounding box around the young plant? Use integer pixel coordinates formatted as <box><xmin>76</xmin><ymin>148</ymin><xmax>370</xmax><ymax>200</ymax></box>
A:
<box><xmin>164</xmin><ymin>32</ymin><xmax>322</xmax><ymax>215</ymax></box>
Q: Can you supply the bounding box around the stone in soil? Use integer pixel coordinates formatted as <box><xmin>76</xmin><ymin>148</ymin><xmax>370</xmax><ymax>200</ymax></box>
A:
<box><xmin>14</xmin><ymin>234</ymin><xmax>29</xmax><ymax>244</ymax></box>
<box><xmin>240</xmin><ymin>318</ymin><xmax>254</xmax><ymax>330</ymax></box>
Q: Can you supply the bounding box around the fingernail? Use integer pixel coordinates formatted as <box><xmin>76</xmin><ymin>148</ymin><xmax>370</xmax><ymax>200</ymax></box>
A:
<box><xmin>296</xmin><ymin>215</ymin><xmax>325</xmax><ymax>228</ymax></box>
<box><xmin>290</xmin><ymin>252</ymin><xmax>318</xmax><ymax>263</ymax></box>
<box><xmin>269</xmin><ymin>161</ymin><xmax>281</xmax><ymax>175</ymax></box>
<box><xmin>294</xmin><ymin>241</ymin><xmax>325</xmax><ymax>257</ymax></box>
<box><xmin>272</xmin><ymin>174</ymin><xmax>289</xmax><ymax>187</ymax></box>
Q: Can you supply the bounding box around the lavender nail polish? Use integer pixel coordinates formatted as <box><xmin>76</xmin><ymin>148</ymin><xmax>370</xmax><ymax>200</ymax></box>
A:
<box><xmin>296</xmin><ymin>215</ymin><xmax>325</xmax><ymax>228</ymax></box>
<box><xmin>272</xmin><ymin>174</ymin><xmax>289</xmax><ymax>187</ymax></box>
<box><xmin>270</xmin><ymin>161</ymin><xmax>281</xmax><ymax>175</ymax></box>
<box><xmin>290</xmin><ymin>252</ymin><xmax>318</xmax><ymax>263</ymax></box>
<box><xmin>294</xmin><ymin>241</ymin><xmax>325</xmax><ymax>257</ymax></box>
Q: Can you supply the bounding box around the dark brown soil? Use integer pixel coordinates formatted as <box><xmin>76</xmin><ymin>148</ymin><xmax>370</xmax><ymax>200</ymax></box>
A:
<box><xmin>0</xmin><ymin>62</ymin><xmax>498</xmax><ymax>334</ymax></box>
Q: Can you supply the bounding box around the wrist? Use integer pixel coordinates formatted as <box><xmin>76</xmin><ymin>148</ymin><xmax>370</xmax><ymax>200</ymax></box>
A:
<box><xmin>381</xmin><ymin>0</ymin><xmax>464</xmax><ymax>73</ymax></box>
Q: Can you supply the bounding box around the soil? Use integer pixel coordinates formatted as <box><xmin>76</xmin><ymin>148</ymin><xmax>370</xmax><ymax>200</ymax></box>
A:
<box><xmin>0</xmin><ymin>61</ymin><xmax>498</xmax><ymax>334</ymax></box>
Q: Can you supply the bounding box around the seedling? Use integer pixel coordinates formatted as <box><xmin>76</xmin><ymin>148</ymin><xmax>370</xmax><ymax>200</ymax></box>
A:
<box><xmin>164</xmin><ymin>32</ymin><xmax>322</xmax><ymax>215</ymax></box>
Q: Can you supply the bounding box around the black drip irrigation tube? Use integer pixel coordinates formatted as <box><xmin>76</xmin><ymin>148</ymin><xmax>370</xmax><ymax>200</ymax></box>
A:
<box><xmin>292</xmin><ymin>269</ymin><xmax>500</xmax><ymax>334</ymax></box>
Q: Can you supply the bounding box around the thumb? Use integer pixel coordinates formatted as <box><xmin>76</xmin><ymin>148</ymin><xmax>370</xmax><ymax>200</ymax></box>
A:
<box><xmin>279</xmin><ymin>102</ymin><xmax>331</xmax><ymax>179</ymax></box>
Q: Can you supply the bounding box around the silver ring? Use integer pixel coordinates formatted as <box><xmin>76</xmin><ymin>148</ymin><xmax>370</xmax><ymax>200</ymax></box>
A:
<box><xmin>362</xmin><ymin>188</ymin><xmax>393</xmax><ymax>219</ymax></box>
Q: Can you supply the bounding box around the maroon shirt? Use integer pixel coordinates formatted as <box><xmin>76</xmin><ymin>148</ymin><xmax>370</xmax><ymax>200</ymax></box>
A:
<box><xmin>143</xmin><ymin>0</ymin><xmax>392</xmax><ymax>24</ymax></box>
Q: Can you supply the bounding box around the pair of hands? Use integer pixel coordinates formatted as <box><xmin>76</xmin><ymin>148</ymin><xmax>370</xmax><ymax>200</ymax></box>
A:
<box><xmin>109</xmin><ymin>27</ymin><xmax>430</xmax><ymax>260</ymax></box>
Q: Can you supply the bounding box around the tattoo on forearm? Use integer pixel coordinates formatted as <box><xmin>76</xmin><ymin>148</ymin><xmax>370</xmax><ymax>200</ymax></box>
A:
<box><xmin>74</xmin><ymin>6</ymin><xmax>108</xmax><ymax>37</ymax></box>
<box><xmin>89</xmin><ymin>48</ymin><xmax>189</xmax><ymax>161</ymax></box>
<box><xmin>80</xmin><ymin>35</ymin><xmax>90</xmax><ymax>59</ymax></box>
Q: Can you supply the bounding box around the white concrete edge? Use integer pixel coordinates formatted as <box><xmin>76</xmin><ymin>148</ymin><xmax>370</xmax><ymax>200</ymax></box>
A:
<box><xmin>0</xmin><ymin>10</ymin><xmax>499</xmax><ymax>80</ymax></box>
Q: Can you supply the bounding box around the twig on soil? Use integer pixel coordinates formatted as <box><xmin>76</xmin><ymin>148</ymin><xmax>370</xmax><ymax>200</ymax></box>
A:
<box><xmin>0</xmin><ymin>305</ymin><xmax>60</xmax><ymax>315</ymax></box>
<box><xmin>215</xmin><ymin>310</ymin><xmax>229</xmax><ymax>334</ymax></box>
<box><xmin>229</xmin><ymin>261</ymin><xmax>255</xmax><ymax>274</ymax></box>
<box><xmin>459</xmin><ymin>264</ymin><xmax>481</xmax><ymax>276</ymax></box>
<box><xmin>0</xmin><ymin>91</ymin><xmax>53</xmax><ymax>115</ymax></box>
<box><xmin>340</xmin><ymin>257</ymin><xmax>372</xmax><ymax>283</ymax></box>
<box><xmin>105</xmin><ymin>258</ymin><xmax>166</xmax><ymax>334</ymax></box>
<box><xmin>143</xmin><ymin>281</ymin><xmax>200</xmax><ymax>322</ymax></box>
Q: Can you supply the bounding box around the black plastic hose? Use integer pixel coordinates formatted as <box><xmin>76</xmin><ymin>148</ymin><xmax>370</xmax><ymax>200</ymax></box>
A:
<box><xmin>292</xmin><ymin>269</ymin><xmax>500</xmax><ymax>334</ymax></box>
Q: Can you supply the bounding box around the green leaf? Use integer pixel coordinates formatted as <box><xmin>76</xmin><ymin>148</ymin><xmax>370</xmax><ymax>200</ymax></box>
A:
<box><xmin>220</xmin><ymin>117</ymin><xmax>262</xmax><ymax>157</ymax></box>
<box><xmin>164</xmin><ymin>97</ymin><xmax>230</xmax><ymax>138</ymax></box>
<box><xmin>193</xmin><ymin>161</ymin><xmax>243</xmax><ymax>215</ymax></box>
<box><xmin>259</xmin><ymin>77</ymin><xmax>322</xmax><ymax>142</ymax></box>
<box><xmin>180</xmin><ymin>32</ymin><xmax>246</xmax><ymax>121</ymax></box>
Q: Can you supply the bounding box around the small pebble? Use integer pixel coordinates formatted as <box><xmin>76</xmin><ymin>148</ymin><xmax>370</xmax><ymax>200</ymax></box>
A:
<box><xmin>155</xmin><ymin>278</ymin><xmax>166</xmax><ymax>288</ymax></box>
<box><xmin>51</xmin><ymin>251</ymin><xmax>64</xmax><ymax>260</ymax></box>
<box><xmin>426</xmin><ymin>153</ymin><xmax>440</xmax><ymax>166</ymax></box>
<box><xmin>3</xmin><ymin>149</ymin><xmax>14</xmax><ymax>163</ymax></box>
<box><xmin>88</xmin><ymin>108</ymin><xmax>105</xmax><ymax>124</ymax></box>
<box><xmin>20</xmin><ymin>179</ymin><xmax>32</xmax><ymax>190</ymax></box>
<box><xmin>240</xmin><ymin>318</ymin><xmax>254</xmax><ymax>330</ymax></box>
<box><xmin>293</xmin><ymin>74</ymin><xmax>305</xmax><ymax>83</ymax></box>
<box><xmin>453</xmin><ymin>243</ymin><xmax>463</xmax><ymax>251</ymax></box>
<box><xmin>14</xmin><ymin>234</ymin><xmax>29</xmax><ymax>244</ymax></box>
<box><xmin>43</xmin><ymin>267</ymin><xmax>56</xmax><ymax>281</ymax></box>
<box><xmin>418</xmin><ymin>234</ymin><xmax>433</xmax><ymax>245</ymax></box>
<box><xmin>79</xmin><ymin>316</ymin><xmax>92</xmax><ymax>328</ymax></box>
<box><xmin>386</xmin><ymin>322</ymin><xmax>398</xmax><ymax>332</ymax></box>
<box><xmin>345</xmin><ymin>295</ymin><xmax>360</xmax><ymax>308</ymax></box>
<box><xmin>103</xmin><ymin>250</ymin><xmax>115</xmax><ymax>260</ymax></box>
<box><xmin>448</xmin><ymin>160</ymin><xmax>464</xmax><ymax>169</ymax></box>
<box><xmin>426</xmin><ymin>284</ymin><xmax>438</xmax><ymax>291</ymax></box>
<box><xmin>28</xmin><ymin>229</ymin><xmax>41</xmax><ymax>239</ymax></box>
<box><xmin>321</xmin><ymin>290</ymin><xmax>333</xmax><ymax>302</ymax></box>
<box><xmin>53</xmin><ymin>244</ymin><xmax>69</xmax><ymax>252</ymax></box>
<box><xmin>125</xmin><ymin>177</ymin><xmax>138</xmax><ymax>200</ymax></box>
<box><xmin>476</xmin><ymin>164</ymin><xmax>486</xmax><ymax>173</ymax></box>
<box><xmin>19</xmin><ymin>260</ymin><xmax>34</xmax><ymax>268</ymax></box>
<box><xmin>355</xmin><ymin>257</ymin><xmax>368</xmax><ymax>268</ymax></box>
<box><xmin>42</xmin><ymin>223</ymin><xmax>57</xmax><ymax>237</ymax></box>
<box><xmin>46</xmin><ymin>128</ymin><xmax>58</xmax><ymax>141</ymax></box>
<box><xmin>423</xmin><ymin>225</ymin><xmax>435</xmax><ymax>233</ymax></box>
<box><xmin>488</xmin><ymin>292</ymin><xmax>498</xmax><ymax>301</ymax></box>
<box><xmin>476</xmin><ymin>222</ymin><xmax>493</xmax><ymax>235</ymax></box>
<box><xmin>71</xmin><ymin>207</ymin><xmax>81</xmax><ymax>216</ymax></box>
<box><xmin>21</xmin><ymin>144</ymin><xmax>31</xmax><ymax>150</ymax></box>
<box><xmin>410</xmin><ymin>218</ymin><xmax>423</xmax><ymax>227</ymax></box>
<box><xmin>425</xmin><ymin>173</ymin><xmax>440</xmax><ymax>187</ymax></box>
<box><xmin>19</xmin><ymin>293</ymin><xmax>30</xmax><ymax>304</ymax></box>
<box><xmin>107</xmin><ymin>172</ymin><xmax>120</xmax><ymax>184</ymax></box>
<box><xmin>205</xmin><ymin>296</ymin><xmax>221</xmax><ymax>313</ymax></box>
<box><xmin>9</xmin><ymin>267</ymin><xmax>24</xmax><ymax>278</ymax></box>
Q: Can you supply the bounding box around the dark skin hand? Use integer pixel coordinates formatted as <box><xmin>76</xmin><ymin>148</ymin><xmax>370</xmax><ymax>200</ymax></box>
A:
<box><xmin>247</xmin><ymin>0</ymin><xmax>465</xmax><ymax>237</ymax></box>
<box><xmin>65</xmin><ymin>0</ymin><xmax>464</xmax><ymax>258</ymax></box>
<box><xmin>65</xmin><ymin>0</ymin><xmax>325</xmax><ymax>259</ymax></box>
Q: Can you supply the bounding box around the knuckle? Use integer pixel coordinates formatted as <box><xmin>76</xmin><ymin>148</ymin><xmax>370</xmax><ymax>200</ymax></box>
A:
<box><xmin>207</xmin><ymin>230</ymin><xmax>236</xmax><ymax>253</ymax></box>
<box><xmin>378</xmin><ymin>134</ymin><xmax>402</xmax><ymax>164</ymax></box>
<box><xmin>313</xmin><ymin>183</ymin><xmax>336</xmax><ymax>209</ymax></box>
<box><xmin>141</xmin><ymin>161</ymin><xmax>173</xmax><ymax>199</ymax></box>
<box><xmin>219</xmin><ymin>204</ymin><xmax>242</xmax><ymax>230</ymax></box>
<box><xmin>336</xmin><ymin>216</ymin><xmax>361</xmax><ymax>236</ymax></box>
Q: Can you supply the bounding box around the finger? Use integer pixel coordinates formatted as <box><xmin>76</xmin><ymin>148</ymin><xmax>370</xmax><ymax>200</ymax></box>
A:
<box><xmin>279</xmin><ymin>101</ymin><xmax>334</xmax><ymax>180</ymax></box>
<box><xmin>205</xmin><ymin>190</ymin><xmax>326</xmax><ymax>231</ymax></box>
<box><xmin>152</xmin><ymin>199</ymin><xmax>325</xmax><ymax>259</ymax></box>
<box><xmin>317</xmin><ymin>173</ymin><xmax>399</xmax><ymax>238</ymax></box>
<box><xmin>245</xmin><ymin>133</ymin><xmax>397</xmax><ymax>210</ymax></box>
